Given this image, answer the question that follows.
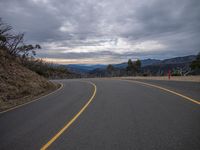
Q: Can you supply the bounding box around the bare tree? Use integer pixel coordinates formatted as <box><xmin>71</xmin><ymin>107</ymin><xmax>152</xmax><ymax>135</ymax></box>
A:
<box><xmin>0</xmin><ymin>18</ymin><xmax>41</xmax><ymax>58</ymax></box>
<box><xmin>0</xmin><ymin>18</ymin><xmax>12</xmax><ymax>48</ymax></box>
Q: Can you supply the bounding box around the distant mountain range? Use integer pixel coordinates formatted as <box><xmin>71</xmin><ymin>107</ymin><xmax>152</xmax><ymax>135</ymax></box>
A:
<box><xmin>66</xmin><ymin>64</ymin><xmax>107</xmax><ymax>73</ymax></box>
<box><xmin>66</xmin><ymin>55</ymin><xmax>196</xmax><ymax>74</ymax></box>
<box><xmin>66</xmin><ymin>59</ymin><xmax>162</xmax><ymax>73</ymax></box>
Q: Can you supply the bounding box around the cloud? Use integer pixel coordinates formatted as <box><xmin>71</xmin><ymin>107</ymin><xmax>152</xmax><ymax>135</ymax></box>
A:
<box><xmin>0</xmin><ymin>0</ymin><xmax>199</xmax><ymax>64</ymax></box>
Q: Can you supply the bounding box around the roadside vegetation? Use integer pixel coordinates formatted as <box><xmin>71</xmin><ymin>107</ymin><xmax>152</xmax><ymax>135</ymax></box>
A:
<box><xmin>190</xmin><ymin>52</ymin><xmax>200</xmax><ymax>75</ymax></box>
<box><xmin>0</xmin><ymin>18</ymin><xmax>79</xmax><ymax>79</ymax></box>
<box><xmin>89</xmin><ymin>59</ymin><xmax>142</xmax><ymax>78</ymax></box>
<box><xmin>126</xmin><ymin>59</ymin><xmax>141</xmax><ymax>76</ymax></box>
<box><xmin>0</xmin><ymin>18</ymin><xmax>70</xmax><ymax>111</ymax></box>
<box><xmin>23</xmin><ymin>59</ymin><xmax>80</xmax><ymax>79</ymax></box>
<box><xmin>90</xmin><ymin>54</ymin><xmax>200</xmax><ymax>77</ymax></box>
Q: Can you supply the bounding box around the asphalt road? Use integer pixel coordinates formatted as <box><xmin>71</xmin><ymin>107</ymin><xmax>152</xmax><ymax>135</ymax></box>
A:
<box><xmin>129</xmin><ymin>79</ymin><xmax>200</xmax><ymax>101</ymax></box>
<box><xmin>0</xmin><ymin>79</ymin><xmax>199</xmax><ymax>150</ymax></box>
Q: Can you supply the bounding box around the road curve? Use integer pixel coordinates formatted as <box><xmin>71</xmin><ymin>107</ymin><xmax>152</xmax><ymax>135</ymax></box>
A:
<box><xmin>0</xmin><ymin>79</ymin><xmax>199</xmax><ymax>150</ymax></box>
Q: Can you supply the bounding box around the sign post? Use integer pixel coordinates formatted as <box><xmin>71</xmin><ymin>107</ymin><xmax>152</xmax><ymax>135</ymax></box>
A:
<box><xmin>168</xmin><ymin>69</ymin><xmax>171</xmax><ymax>80</ymax></box>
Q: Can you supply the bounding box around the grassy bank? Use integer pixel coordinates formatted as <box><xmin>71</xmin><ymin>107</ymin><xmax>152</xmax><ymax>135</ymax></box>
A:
<box><xmin>0</xmin><ymin>49</ymin><xmax>59</xmax><ymax>112</ymax></box>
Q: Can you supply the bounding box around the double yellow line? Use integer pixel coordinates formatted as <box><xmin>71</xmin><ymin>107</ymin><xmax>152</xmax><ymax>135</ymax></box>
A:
<box><xmin>41</xmin><ymin>81</ymin><xmax>97</xmax><ymax>150</ymax></box>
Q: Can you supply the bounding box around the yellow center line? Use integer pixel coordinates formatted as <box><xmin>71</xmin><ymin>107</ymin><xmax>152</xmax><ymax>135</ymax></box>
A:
<box><xmin>40</xmin><ymin>81</ymin><xmax>97</xmax><ymax>150</ymax></box>
<box><xmin>122</xmin><ymin>79</ymin><xmax>200</xmax><ymax>105</ymax></box>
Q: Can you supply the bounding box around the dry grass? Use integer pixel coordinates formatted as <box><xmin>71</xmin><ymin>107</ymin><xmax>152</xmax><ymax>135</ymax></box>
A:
<box><xmin>0</xmin><ymin>49</ymin><xmax>58</xmax><ymax>112</ymax></box>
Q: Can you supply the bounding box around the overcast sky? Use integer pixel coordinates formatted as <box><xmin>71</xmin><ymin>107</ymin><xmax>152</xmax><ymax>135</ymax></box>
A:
<box><xmin>0</xmin><ymin>0</ymin><xmax>200</xmax><ymax>64</ymax></box>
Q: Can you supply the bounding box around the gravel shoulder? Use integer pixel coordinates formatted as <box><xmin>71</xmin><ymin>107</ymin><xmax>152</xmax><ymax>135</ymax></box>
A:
<box><xmin>120</xmin><ymin>76</ymin><xmax>200</xmax><ymax>82</ymax></box>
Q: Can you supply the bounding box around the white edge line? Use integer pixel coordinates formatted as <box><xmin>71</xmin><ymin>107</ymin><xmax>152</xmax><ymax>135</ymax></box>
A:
<box><xmin>0</xmin><ymin>82</ymin><xmax>64</xmax><ymax>114</ymax></box>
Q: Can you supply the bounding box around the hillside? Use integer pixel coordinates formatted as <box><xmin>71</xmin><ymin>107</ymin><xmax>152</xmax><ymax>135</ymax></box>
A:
<box><xmin>142</xmin><ymin>55</ymin><xmax>196</xmax><ymax>75</ymax></box>
<box><xmin>160</xmin><ymin>55</ymin><xmax>196</xmax><ymax>64</ymax></box>
<box><xmin>0</xmin><ymin>49</ymin><xmax>58</xmax><ymax>111</ymax></box>
<box><xmin>87</xmin><ymin>55</ymin><xmax>197</xmax><ymax>77</ymax></box>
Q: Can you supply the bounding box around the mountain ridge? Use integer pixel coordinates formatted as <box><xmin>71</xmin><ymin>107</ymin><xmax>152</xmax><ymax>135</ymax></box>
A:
<box><xmin>65</xmin><ymin>55</ymin><xmax>196</xmax><ymax>73</ymax></box>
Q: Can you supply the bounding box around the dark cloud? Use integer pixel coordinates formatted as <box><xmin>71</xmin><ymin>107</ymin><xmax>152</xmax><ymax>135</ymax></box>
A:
<box><xmin>0</xmin><ymin>0</ymin><xmax>199</xmax><ymax>63</ymax></box>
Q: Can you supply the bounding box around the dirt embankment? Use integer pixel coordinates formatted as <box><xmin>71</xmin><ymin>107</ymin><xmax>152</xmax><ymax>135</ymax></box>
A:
<box><xmin>0</xmin><ymin>49</ymin><xmax>58</xmax><ymax>111</ymax></box>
